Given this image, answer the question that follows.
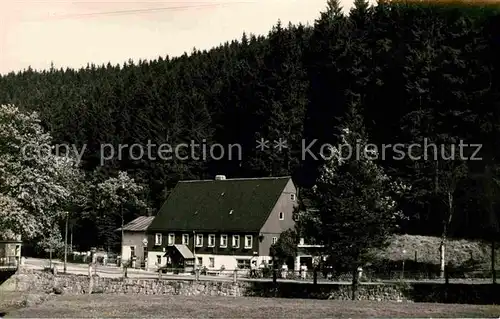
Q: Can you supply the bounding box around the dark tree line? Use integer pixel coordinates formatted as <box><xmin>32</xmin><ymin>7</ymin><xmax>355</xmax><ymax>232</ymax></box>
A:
<box><xmin>2</xmin><ymin>0</ymin><xmax>500</xmax><ymax>250</ymax></box>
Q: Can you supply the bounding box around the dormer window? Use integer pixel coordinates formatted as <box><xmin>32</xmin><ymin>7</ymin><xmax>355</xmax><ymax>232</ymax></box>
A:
<box><xmin>279</xmin><ymin>212</ymin><xmax>284</xmax><ymax>220</ymax></box>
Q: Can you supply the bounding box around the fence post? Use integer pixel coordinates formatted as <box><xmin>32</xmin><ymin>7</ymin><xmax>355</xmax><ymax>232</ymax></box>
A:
<box><xmin>233</xmin><ymin>269</ymin><xmax>237</xmax><ymax>283</ymax></box>
<box><xmin>313</xmin><ymin>267</ymin><xmax>318</xmax><ymax>285</ymax></box>
<box><xmin>445</xmin><ymin>262</ymin><xmax>449</xmax><ymax>285</ymax></box>
<box><xmin>444</xmin><ymin>262</ymin><xmax>450</xmax><ymax>302</ymax></box>
<box><xmin>88</xmin><ymin>263</ymin><xmax>93</xmax><ymax>294</ymax></box>
<box><xmin>195</xmin><ymin>267</ymin><xmax>200</xmax><ymax>281</ymax></box>
<box><xmin>415</xmin><ymin>251</ymin><xmax>418</xmax><ymax>263</ymax></box>
<box><xmin>272</xmin><ymin>268</ymin><xmax>277</xmax><ymax>284</ymax></box>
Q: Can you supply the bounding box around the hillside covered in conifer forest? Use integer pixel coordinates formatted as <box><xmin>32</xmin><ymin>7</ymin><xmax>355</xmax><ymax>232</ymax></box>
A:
<box><xmin>2</xmin><ymin>0</ymin><xmax>500</xmax><ymax>250</ymax></box>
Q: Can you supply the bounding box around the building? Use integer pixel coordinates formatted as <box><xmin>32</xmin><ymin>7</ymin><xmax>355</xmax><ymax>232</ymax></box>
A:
<box><xmin>0</xmin><ymin>233</ymin><xmax>22</xmax><ymax>270</ymax></box>
<box><xmin>117</xmin><ymin>216</ymin><xmax>154</xmax><ymax>269</ymax></box>
<box><xmin>163</xmin><ymin>244</ymin><xmax>195</xmax><ymax>273</ymax></box>
<box><xmin>146</xmin><ymin>175</ymin><xmax>297</xmax><ymax>272</ymax></box>
<box><xmin>294</xmin><ymin>203</ymin><xmax>325</xmax><ymax>270</ymax></box>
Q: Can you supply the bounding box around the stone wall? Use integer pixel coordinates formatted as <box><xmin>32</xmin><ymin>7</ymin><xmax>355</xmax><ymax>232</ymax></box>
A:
<box><xmin>2</xmin><ymin>269</ymin><xmax>407</xmax><ymax>301</ymax></box>
<box><xmin>4</xmin><ymin>269</ymin><xmax>500</xmax><ymax>304</ymax></box>
<box><xmin>2</xmin><ymin>269</ymin><xmax>249</xmax><ymax>297</ymax></box>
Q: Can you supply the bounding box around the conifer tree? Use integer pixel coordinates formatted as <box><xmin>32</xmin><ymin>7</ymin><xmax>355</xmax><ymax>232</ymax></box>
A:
<box><xmin>305</xmin><ymin>104</ymin><xmax>409</xmax><ymax>299</ymax></box>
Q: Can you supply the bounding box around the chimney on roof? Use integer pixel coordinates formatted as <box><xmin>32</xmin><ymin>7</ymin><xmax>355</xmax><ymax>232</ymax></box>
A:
<box><xmin>215</xmin><ymin>175</ymin><xmax>226</xmax><ymax>180</ymax></box>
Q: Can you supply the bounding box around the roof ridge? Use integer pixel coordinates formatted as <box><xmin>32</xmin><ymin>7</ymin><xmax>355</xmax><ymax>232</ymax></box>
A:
<box><xmin>179</xmin><ymin>176</ymin><xmax>291</xmax><ymax>183</ymax></box>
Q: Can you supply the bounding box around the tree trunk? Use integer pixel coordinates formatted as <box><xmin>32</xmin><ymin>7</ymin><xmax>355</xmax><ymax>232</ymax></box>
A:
<box><xmin>434</xmin><ymin>160</ymin><xmax>439</xmax><ymax>193</ymax></box>
<box><xmin>88</xmin><ymin>264</ymin><xmax>93</xmax><ymax>294</ymax></box>
<box><xmin>440</xmin><ymin>191</ymin><xmax>454</xmax><ymax>279</ymax></box>
<box><xmin>492</xmin><ymin>240</ymin><xmax>496</xmax><ymax>284</ymax></box>
<box><xmin>313</xmin><ymin>266</ymin><xmax>318</xmax><ymax>285</ymax></box>
<box><xmin>121</xmin><ymin>205</ymin><xmax>124</xmax><ymax>261</ymax></box>
<box><xmin>70</xmin><ymin>225</ymin><xmax>73</xmax><ymax>250</ymax></box>
<box><xmin>272</xmin><ymin>255</ymin><xmax>277</xmax><ymax>284</ymax></box>
<box><xmin>440</xmin><ymin>238</ymin><xmax>446</xmax><ymax>279</ymax></box>
<box><xmin>351</xmin><ymin>267</ymin><xmax>358</xmax><ymax>301</ymax></box>
<box><xmin>64</xmin><ymin>213</ymin><xmax>68</xmax><ymax>273</ymax></box>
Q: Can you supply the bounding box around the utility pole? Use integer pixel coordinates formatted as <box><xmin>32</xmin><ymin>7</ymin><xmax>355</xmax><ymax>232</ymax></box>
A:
<box><xmin>64</xmin><ymin>211</ymin><xmax>69</xmax><ymax>273</ymax></box>
<box><xmin>193</xmin><ymin>230</ymin><xmax>197</xmax><ymax>266</ymax></box>
<box><xmin>121</xmin><ymin>203</ymin><xmax>124</xmax><ymax>267</ymax></box>
<box><xmin>193</xmin><ymin>230</ymin><xmax>199</xmax><ymax>280</ymax></box>
<box><xmin>49</xmin><ymin>244</ymin><xmax>52</xmax><ymax>268</ymax></box>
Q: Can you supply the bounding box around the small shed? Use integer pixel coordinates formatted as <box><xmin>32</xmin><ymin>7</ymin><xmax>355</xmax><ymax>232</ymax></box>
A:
<box><xmin>164</xmin><ymin>244</ymin><xmax>195</xmax><ymax>273</ymax></box>
<box><xmin>0</xmin><ymin>234</ymin><xmax>22</xmax><ymax>269</ymax></box>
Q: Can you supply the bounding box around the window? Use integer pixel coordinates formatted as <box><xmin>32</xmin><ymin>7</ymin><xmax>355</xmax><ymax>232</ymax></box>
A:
<box><xmin>299</xmin><ymin>237</ymin><xmax>305</xmax><ymax>245</ymax></box>
<box><xmin>197</xmin><ymin>257</ymin><xmax>203</xmax><ymax>266</ymax></box>
<box><xmin>156</xmin><ymin>255</ymin><xmax>162</xmax><ymax>265</ymax></box>
<box><xmin>244</xmin><ymin>235</ymin><xmax>253</xmax><ymax>249</ymax></box>
<box><xmin>155</xmin><ymin>233</ymin><xmax>162</xmax><ymax>245</ymax></box>
<box><xmin>232</xmin><ymin>235</ymin><xmax>240</xmax><ymax>248</ymax></box>
<box><xmin>130</xmin><ymin>246</ymin><xmax>135</xmax><ymax>257</ymax></box>
<box><xmin>208</xmin><ymin>234</ymin><xmax>215</xmax><ymax>247</ymax></box>
<box><xmin>291</xmin><ymin>194</ymin><xmax>296</xmax><ymax>201</ymax></box>
<box><xmin>220</xmin><ymin>234</ymin><xmax>228</xmax><ymax>248</ymax></box>
<box><xmin>279</xmin><ymin>212</ymin><xmax>284</xmax><ymax>220</ymax></box>
<box><xmin>182</xmin><ymin>234</ymin><xmax>189</xmax><ymax>245</ymax></box>
<box><xmin>237</xmin><ymin>259</ymin><xmax>251</xmax><ymax>269</ymax></box>
<box><xmin>168</xmin><ymin>233</ymin><xmax>175</xmax><ymax>246</ymax></box>
<box><xmin>209</xmin><ymin>257</ymin><xmax>215</xmax><ymax>268</ymax></box>
<box><xmin>196</xmin><ymin>234</ymin><xmax>203</xmax><ymax>247</ymax></box>
<box><xmin>272</xmin><ymin>237</ymin><xmax>278</xmax><ymax>244</ymax></box>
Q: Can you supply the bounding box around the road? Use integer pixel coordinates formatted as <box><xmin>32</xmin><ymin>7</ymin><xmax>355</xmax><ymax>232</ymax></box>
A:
<box><xmin>21</xmin><ymin>258</ymin><xmax>496</xmax><ymax>285</ymax></box>
<box><xmin>21</xmin><ymin>258</ymin><xmax>347</xmax><ymax>283</ymax></box>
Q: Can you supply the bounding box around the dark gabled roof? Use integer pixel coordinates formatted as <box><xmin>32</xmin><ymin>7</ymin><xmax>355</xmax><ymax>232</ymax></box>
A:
<box><xmin>148</xmin><ymin>176</ymin><xmax>291</xmax><ymax>233</ymax></box>
<box><xmin>117</xmin><ymin>216</ymin><xmax>154</xmax><ymax>232</ymax></box>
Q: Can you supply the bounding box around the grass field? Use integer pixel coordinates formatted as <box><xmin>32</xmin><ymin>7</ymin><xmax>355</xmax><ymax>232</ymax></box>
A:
<box><xmin>3</xmin><ymin>294</ymin><xmax>500</xmax><ymax>318</ymax></box>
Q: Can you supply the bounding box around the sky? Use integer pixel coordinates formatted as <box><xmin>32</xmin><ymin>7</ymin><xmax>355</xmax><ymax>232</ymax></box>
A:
<box><xmin>0</xmin><ymin>0</ymin><xmax>373</xmax><ymax>75</ymax></box>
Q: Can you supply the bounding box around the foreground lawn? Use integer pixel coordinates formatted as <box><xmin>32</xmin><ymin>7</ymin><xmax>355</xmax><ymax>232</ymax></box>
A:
<box><xmin>5</xmin><ymin>294</ymin><xmax>500</xmax><ymax>318</ymax></box>
<box><xmin>0</xmin><ymin>292</ymin><xmax>25</xmax><ymax>315</ymax></box>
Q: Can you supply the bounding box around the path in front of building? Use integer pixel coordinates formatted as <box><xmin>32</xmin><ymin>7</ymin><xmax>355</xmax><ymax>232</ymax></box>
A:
<box><xmin>22</xmin><ymin>258</ymin><xmax>350</xmax><ymax>283</ymax></box>
<box><xmin>21</xmin><ymin>258</ymin><xmax>493</xmax><ymax>285</ymax></box>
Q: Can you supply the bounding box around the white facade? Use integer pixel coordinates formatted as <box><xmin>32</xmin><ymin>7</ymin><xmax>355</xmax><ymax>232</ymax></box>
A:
<box><xmin>120</xmin><ymin>232</ymin><xmax>149</xmax><ymax>268</ymax></box>
<box><xmin>121</xmin><ymin>245</ymin><xmax>134</xmax><ymax>263</ymax></box>
<box><xmin>146</xmin><ymin>251</ymin><xmax>273</xmax><ymax>272</ymax></box>
<box><xmin>195</xmin><ymin>254</ymin><xmax>272</xmax><ymax>270</ymax></box>
<box><xmin>147</xmin><ymin>250</ymin><xmax>168</xmax><ymax>270</ymax></box>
